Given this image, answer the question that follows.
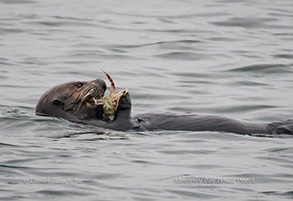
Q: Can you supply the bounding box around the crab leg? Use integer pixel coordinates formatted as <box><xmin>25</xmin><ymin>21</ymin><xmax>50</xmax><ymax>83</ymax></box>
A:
<box><xmin>112</xmin><ymin>89</ymin><xmax>128</xmax><ymax>101</ymax></box>
<box><xmin>94</xmin><ymin>98</ymin><xmax>104</xmax><ymax>105</ymax></box>
<box><xmin>93</xmin><ymin>89</ymin><xmax>127</xmax><ymax>106</ymax></box>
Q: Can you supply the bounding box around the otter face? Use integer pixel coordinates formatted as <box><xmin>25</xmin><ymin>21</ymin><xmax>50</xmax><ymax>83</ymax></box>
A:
<box><xmin>36</xmin><ymin>78</ymin><xmax>106</xmax><ymax>120</ymax></box>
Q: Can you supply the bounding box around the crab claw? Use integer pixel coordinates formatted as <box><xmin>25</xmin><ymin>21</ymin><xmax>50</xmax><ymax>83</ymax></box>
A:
<box><xmin>103</xmin><ymin>71</ymin><xmax>115</xmax><ymax>95</ymax></box>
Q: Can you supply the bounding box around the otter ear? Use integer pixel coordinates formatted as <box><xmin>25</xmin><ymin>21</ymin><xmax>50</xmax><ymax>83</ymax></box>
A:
<box><xmin>52</xmin><ymin>99</ymin><xmax>64</xmax><ymax>110</ymax></box>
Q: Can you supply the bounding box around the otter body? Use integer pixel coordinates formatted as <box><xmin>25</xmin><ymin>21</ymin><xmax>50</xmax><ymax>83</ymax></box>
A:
<box><xmin>36</xmin><ymin>78</ymin><xmax>293</xmax><ymax>136</ymax></box>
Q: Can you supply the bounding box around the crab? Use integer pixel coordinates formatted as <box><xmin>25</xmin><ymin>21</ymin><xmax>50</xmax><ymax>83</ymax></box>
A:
<box><xmin>94</xmin><ymin>71</ymin><xmax>128</xmax><ymax>122</ymax></box>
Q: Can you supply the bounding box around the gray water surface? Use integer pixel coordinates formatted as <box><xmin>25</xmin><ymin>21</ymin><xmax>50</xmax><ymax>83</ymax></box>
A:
<box><xmin>1</xmin><ymin>0</ymin><xmax>293</xmax><ymax>200</ymax></box>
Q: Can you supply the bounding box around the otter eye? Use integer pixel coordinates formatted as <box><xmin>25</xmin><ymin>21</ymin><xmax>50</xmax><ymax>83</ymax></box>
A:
<box><xmin>52</xmin><ymin>99</ymin><xmax>64</xmax><ymax>110</ymax></box>
<box><xmin>74</xmin><ymin>82</ymin><xmax>83</xmax><ymax>88</ymax></box>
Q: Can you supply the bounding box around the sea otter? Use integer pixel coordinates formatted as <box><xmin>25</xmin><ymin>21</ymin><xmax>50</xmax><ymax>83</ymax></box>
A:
<box><xmin>36</xmin><ymin>76</ymin><xmax>293</xmax><ymax>136</ymax></box>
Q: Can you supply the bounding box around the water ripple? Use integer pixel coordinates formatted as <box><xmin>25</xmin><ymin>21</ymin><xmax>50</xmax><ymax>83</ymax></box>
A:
<box><xmin>228</xmin><ymin>64</ymin><xmax>292</xmax><ymax>73</ymax></box>
<box><xmin>0</xmin><ymin>0</ymin><xmax>35</xmax><ymax>4</ymax></box>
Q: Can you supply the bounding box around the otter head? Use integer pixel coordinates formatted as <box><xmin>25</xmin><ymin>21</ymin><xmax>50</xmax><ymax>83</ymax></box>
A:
<box><xmin>36</xmin><ymin>78</ymin><xmax>107</xmax><ymax>120</ymax></box>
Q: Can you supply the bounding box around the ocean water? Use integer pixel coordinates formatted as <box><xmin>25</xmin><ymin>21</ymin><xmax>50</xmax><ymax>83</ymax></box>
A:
<box><xmin>1</xmin><ymin>0</ymin><xmax>293</xmax><ymax>200</ymax></box>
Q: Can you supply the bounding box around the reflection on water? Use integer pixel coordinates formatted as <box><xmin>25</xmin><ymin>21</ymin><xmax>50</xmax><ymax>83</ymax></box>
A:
<box><xmin>0</xmin><ymin>0</ymin><xmax>293</xmax><ymax>200</ymax></box>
